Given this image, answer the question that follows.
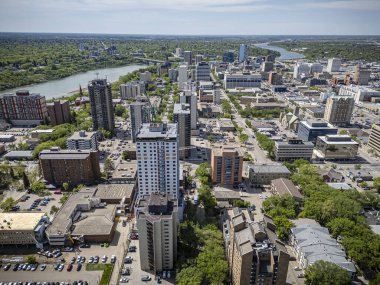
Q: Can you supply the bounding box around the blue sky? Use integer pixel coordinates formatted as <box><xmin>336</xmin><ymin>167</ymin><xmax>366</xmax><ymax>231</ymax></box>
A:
<box><xmin>0</xmin><ymin>0</ymin><xmax>379</xmax><ymax>35</ymax></box>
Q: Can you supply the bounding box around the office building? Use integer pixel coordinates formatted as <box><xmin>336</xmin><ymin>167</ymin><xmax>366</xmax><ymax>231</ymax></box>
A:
<box><xmin>309</xmin><ymin>63</ymin><xmax>323</xmax><ymax>75</ymax></box>
<box><xmin>261</xmin><ymin>61</ymin><xmax>274</xmax><ymax>72</ymax></box>
<box><xmin>293</xmin><ymin>62</ymin><xmax>310</xmax><ymax>79</ymax></box>
<box><xmin>88</xmin><ymin>79</ymin><xmax>115</xmax><ymax>131</ymax></box>
<box><xmin>314</xmin><ymin>135</ymin><xmax>359</xmax><ymax>160</ymax></box>
<box><xmin>271</xmin><ymin>178</ymin><xmax>303</xmax><ymax>202</ymax></box>
<box><xmin>211</xmin><ymin>146</ymin><xmax>243</xmax><ymax>185</ymax></box>
<box><xmin>290</xmin><ymin>224</ymin><xmax>356</xmax><ymax>279</ymax></box>
<box><xmin>180</xmin><ymin>90</ymin><xmax>197</xmax><ymax>130</ymax></box>
<box><xmin>238</xmin><ymin>44</ymin><xmax>247</xmax><ymax>62</ymax></box>
<box><xmin>223</xmin><ymin>50</ymin><xmax>235</xmax><ymax>63</ymax></box>
<box><xmin>66</xmin><ymin>131</ymin><xmax>98</xmax><ymax>151</ymax></box>
<box><xmin>175</xmin><ymin>48</ymin><xmax>183</xmax><ymax>57</ymax></box>
<box><xmin>195</xmin><ymin>61</ymin><xmax>210</xmax><ymax>82</ymax></box>
<box><xmin>195</xmin><ymin>54</ymin><xmax>203</xmax><ymax>64</ymax></box>
<box><xmin>183</xmin><ymin>51</ymin><xmax>192</xmax><ymax>65</ymax></box>
<box><xmin>297</xmin><ymin>121</ymin><xmax>338</xmax><ymax>143</ymax></box>
<box><xmin>354</xmin><ymin>65</ymin><xmax>371</xmax><ymax>85</ymax></box>
<box><xmin>0</xmin><ymin>213</ymin><xmax>49</xmax><ymax>247</ymax></box>
<box><xmin>120</xmin><ymin>81</ymin><xmax>145</xmax><ymax>99</ymax></box>
<box><xmin>368</xmin><ymin>124</ymin><xmax>380</xmax><ymax>156</ymax></box>
<box><xmin>268</xmin><ymin>72</ymin><xmax>283</xmax><ymax>85</ymax></box>
<box><xmin>327</xmin><ymin>58</ymin><xmax>341</xmax><ymax>72</ymax></box>
<box><xmin>221</xmin><ymin>208</ymin><xmax>290</xmax><ymax>285</ymax></box>
<box><xmin>173</xmin><ymin>103</ymin><xmax>191</xmax><ymax>159</ymax></box>
<box><xmin>140</xmin><ymin>71</ymin><xmax>152</xmax><ymax>83</ymax></box>
<box><xmin>39</xmin><ymin>148</ymin><xmax>101</xmax><ymax>186</ymax></box>
<box><xmin>130</xmin><ymin>102</ymin><xmax>151</xmax><ymax>142</ymax></box>
<box><xmin>168</xmin><ymin>68</ymin><xmax>178</xmax><ymax>82</ymax></box>
<box><xmin>339</xmin><ymin>85</ymin><xmax>380</xmax><ymax>103</ymax></box>
<box><xmin>136</xmin><ymin>123</ymin><xmax>179</xmax><ymax>199</ymax></box>
<box><xmin>324</xmin><ymin>96</ymin><xmax>355</xmax><ymax>126</ymax></box>
<box><xmin>47</xmin><ymin>100</ymin><xmax>71</xmax><ymax>126</ymax></box>
<box><xmin>224</xmin><ymin>73</ymin><xmax>262</xmax><ymax>89</ymax></box>
<box><xmin>0</xmin><ymin>90</ymin><xmax>48</xmax><ymax>126</ymax></box>
<box><xmin>137</xmin><ymin>193</ymin><xmax>178</xmax><ymax>272</ymax></box>
<box><xmin>178</xmin><ymin>64</ymin><xmax>188</xmax><ymax>90</ymax></box>
<box><xmin>274</xmin><ymin>138</ymin><xmax>314</xmax><ymax>162</ymax></box>
<box><xmin>248</xmin><ymin>165</ymin><xmax>291</xmax><ymax>186</ymax></box>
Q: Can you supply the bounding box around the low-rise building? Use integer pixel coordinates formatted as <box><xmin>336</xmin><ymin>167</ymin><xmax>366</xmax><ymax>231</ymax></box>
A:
<box><xmin>66</xmin><ymin>131</ymin><xmax>98</xmax><ymax>151</ymax></box>
<box><xmin>274</xmin><ymin>138</ymin><xmax>314</xmax><ymax>162</ymax></box>
<box><xmin>248</xmin><ymin>165</ymin><xmax>291</xmax><ymax>187</ymax></box>
<box><xmin>46</xmin><ymin>188</ymin><xmax>116</xmax><ymax>246</ymax></box>
<box><xmin>4</xmin><ymin>150</ymin><xmax>33</xmax><ymax>160</ymax></box>
<box><xmin>0</xmin><ymin>134</ymin><xmax>15</xmax><ymax>142</ymax></box>
<box><xmin>221</xmin><ymin>208</ymin><xmax>289</xmax><ymax>285</ymax></box>
<box><xmin>271</xmin><ymin>178</ymin><xmax>303</xmax><ymax>202</ymax></box>
<box><xmin>0</xmin><ymin>213</ymin><xmax>49</xmax><ymax>247</ymax></box>
<box><xmin>198</xmin><ymin>103</ymin><xmax>222</xmax><ymax>118</ymax></box>
<box><xmin>339</xmin><ymin>85</ymin><xmax>380</xmax><ymax>103</ymax></box>
<box><xmin>290</xmin><ymin>223</ymin><xmax>356</xmax><ymax>279</ymax></box>
<box><xmin>314</xmin><ymin>135</ymin><xmax>359</xmax><ymax>160</ymax></box>
<box><xmin>217</xmin><ymin>118</ymin><xmax>236</xmax><ymax>132</ymax></box>
<box><xmin>136</xmin><ymin>193</ymin><xmax>178</xmax><ymax>272</ymax></box>
<box><xmin>297</xmin><ymin>120</ymin><xmax>338</xmax><ymax>143</ymax></box>
<box><xmin>368</xmin><ymin>124</ymin><xmax>380</xmax><ymax>156</ymax></box>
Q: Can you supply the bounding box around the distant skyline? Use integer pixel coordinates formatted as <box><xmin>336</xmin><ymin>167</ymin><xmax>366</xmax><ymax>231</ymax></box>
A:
<box><xmin>0</xmin><ymin>0</ymin><xmax>380</xmax><ymax>35</ymax></box>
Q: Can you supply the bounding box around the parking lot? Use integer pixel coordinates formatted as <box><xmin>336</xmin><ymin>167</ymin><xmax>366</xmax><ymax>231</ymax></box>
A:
<box><xmin>0</xmin><ymin>264</ymin><xmax>102</xmax><ymax>284</ymax></box>
<box><xmin>15</xmin><ymin>192</ymin><xmax>62</xmax><ymax>216</ymax></box>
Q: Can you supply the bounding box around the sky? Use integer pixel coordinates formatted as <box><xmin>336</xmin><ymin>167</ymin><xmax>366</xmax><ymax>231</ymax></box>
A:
<box><xmin>0</xmin><ymin>0</ymin><xmax>379</xmax><ymax>35</ymax></box>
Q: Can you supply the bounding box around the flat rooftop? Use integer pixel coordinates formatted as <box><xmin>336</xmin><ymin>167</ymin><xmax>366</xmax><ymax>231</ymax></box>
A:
<box><xmin>250</xmin><ymin>164</ymin><xmax>291</xmax><ymax>174</ymax></box>
<box><xmin>318</xmin><ymin>135</ymin><xmax>359</xmax><ymax>145</ymax></box>
<box><xmin>173</xmin><ymin>103</ymin><xmax>190</xmax><ymax>114</ymax></box>
<box><xmin>39</xmin><ymin>149</ymin><xmax>93</xmax><ymax>160</ymax></box>
<box><xmin>0</xmin><ymin>213</ymin><xmax>45</xmax><ymax>231</ymax></box>
<box><xmin>68</xmin><ymin>131</ymin><xmax>96</xmax><ymax>140</ymax></box>
<box><xmin>136</xmin><ymin>123</ymin><xmax>177</xmax><ymax>140</ymax></box>
<box><xmin>4</xmin><ymin>151</ymin><xmax>33</xmax><ymax>159</ymax></box>
<box><xmin>94</xmin><ymin>183</ymin><xmax>135</xmax><ymax>201</ymax></box>
<box><xmin>71</xmin><ymin>206</ymin><xmax>116</xmax><ymax>236</ymax></box>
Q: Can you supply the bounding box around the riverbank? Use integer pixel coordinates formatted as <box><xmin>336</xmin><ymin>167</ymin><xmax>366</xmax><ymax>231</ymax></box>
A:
<box><xmin>1</xmin><ymin>64</ymin><xmax>147</xmax><ymax>100</ymax></box>
<box><xmin>254</xmin><ymin>42</ymin><xmax>305</xmax><ymax>60</ymax></box>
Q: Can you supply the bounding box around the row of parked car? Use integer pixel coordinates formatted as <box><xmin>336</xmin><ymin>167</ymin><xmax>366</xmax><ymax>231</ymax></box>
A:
<box><xmin>0</xmin><ymin>282</ymin><xmax>89</xmax><ymax>285</ymax></box>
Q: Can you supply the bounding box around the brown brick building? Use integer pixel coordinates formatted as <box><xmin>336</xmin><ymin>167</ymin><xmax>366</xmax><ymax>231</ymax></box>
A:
<box><xmin>211</xmin><ymin>146</ymin><xmax>243</xmax><ymax>185</ymax></box>
<box><xmin>39</xmin><ymin>148</ymin><xmax>101</xmax><ymax>186</ymax></box>
<box><xmin>47</xmin><ymin>100</ymin><xmax>71</xmax><ymax>126</ymax></box>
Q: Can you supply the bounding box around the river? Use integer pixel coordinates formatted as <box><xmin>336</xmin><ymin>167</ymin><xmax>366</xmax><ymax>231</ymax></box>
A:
<box><xmin>1</xmin><ymin>64</ymin><xmax>147</xmax><ymax>100</ymax></box>
<box><xmin>254</xmin><ymin>43</ymin><xmax>305</xmax><ymax>60</ymax></box>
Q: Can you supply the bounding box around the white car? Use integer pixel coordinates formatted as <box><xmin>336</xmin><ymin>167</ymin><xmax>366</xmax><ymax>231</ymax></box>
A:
<box><xmin>102</xmin><ymin>255</ymin><xmax>107</xmax><ymax>263</ymax></box>
<box><xmin>119</xmin><ymin>278</ymin><xmax>129</xmax><ymax>283</ymax></box>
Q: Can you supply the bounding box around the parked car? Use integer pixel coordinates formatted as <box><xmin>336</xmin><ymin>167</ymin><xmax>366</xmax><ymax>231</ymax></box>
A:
<box><xmin>110</xmin><ymin>255</ymin><xmax>116</xmax><ymax>264</ymax></box>
<box><xmin>40</xmin><ymin>264</ymin><xmax>46</xmax><ymax>271</ymax></box>
<box><xmin>119</xmin><ymin>278</ymin><xmax>129</xmax><ymax>283</ymax></box>
<box><xmin>76</xmin><ymin>263</ymin><xmax>82</xmax><ymax>271</ymax></box>
<box><xmin>67</xmin><ymin>264</ymin><xmax>73</xmax><ymax>271</ymax></box>
<box><xmin>141</xmin><ymin>275</ymin><xmax>151</xmax><ymax>281</ymax></box>
<box><xmin>102</xmin><ymin>255</ymin><xmax>107</xmax><ymax>263</ymax></box>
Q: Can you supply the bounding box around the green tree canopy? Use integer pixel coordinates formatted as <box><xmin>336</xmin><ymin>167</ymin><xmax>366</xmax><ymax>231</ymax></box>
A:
<box><xmin>305</xmin><ymin>260</ymin><xmax>350</xmax><ymax>285</ymax></box>
<box><xmin>0</xmin><ymin>197</ymin><xmax>16</xmax><ymax>211</ymax></box>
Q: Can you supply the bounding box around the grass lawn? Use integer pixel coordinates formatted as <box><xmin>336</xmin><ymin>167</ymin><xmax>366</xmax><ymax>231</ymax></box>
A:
<box><xmin>86</xmin><ymin>263</ymin><xmax>113</xmax><ymax>285</ymax></box>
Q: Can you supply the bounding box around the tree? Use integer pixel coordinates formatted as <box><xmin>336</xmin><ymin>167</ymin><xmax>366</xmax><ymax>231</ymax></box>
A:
<box><xmin>198</xmin><ymin>185</ymin><xmax>216</xmax><ymax>210</ymax></box>
<box><xmin>239</xmin><ymin>133</ymin><xmax>248</xmax><ymax>145</ymax></box>
<box><xmin>50</xmin><ymin>205</ymin><xmax>59</xmax><ymax>216</ymax></box>
<box><xmin>122</xmin><ymin>151</ymin><xmax>129</xmax><ymax>160</ymax></box>
<box><xmin>207</xmin><ymin>135</ymin><xmax>214</xmax><ymax>142</ymax></box>
<box><xmin>273</xmin><ymin>216</ymin><xmax>294</xmax><ymax>240</ymax></box>
<box><xmin>354</xmin><ymin>164</ymin><xmax>362</xmax><ymax>170</ymax></box>
<box><xmin>0</xmin><ymin>197</ymin><xmax>16</xmax><ymax>211</ymax></box>
<box><xmin>195</xmin><ymin>163</ymin><xmax>210</xmax><ymax>180</ymax></box>
<box><xmin>305</xmin><ymin>260</ymin><xmax>350</xmax><ymax>285</ymax></box>
<box><xmin>26</xmin><ymin>255</ymin><xmax>37</xmax><ymax>264</ymax></box>
<box><xmin>369</xmin><ymin>273</ymin><xmax>380</xmax><ymax>285</ymax></box>
<box><xmin>373</xmin><ymin>177</ymin><xmax>380</xmax><ymax>192</ymax></box>
<box><xmin>114</xmin><ymin>105</ymin><xmax>126</xmax><ymax>117</ymax></box>
<box><xmin>104</xmin><ymin>158</ymin><xmax>115</xmax><ymax>178</ymax></box>
<box><xmin>62</xmin><ymin>182</ymin><xmax>69</xmax><ymax>192</ymax></box>
<box><xmin>31</xmin><ymin>181</ymin><xmax>46</xmax><ymax>195</ymax></box>
<box><xmin>22</xmin><ymin>172</ymin><xmax>30</xmax><ymax>189</ymax></box>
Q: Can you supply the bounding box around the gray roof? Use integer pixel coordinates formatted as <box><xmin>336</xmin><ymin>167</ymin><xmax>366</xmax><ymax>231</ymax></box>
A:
<box><xmin>214</xmin><ymin>190</ymin><xmax>241</xmax><ymax>200</ymax></box>
<box><xmin>291</xmin><ymin>224</ymin><xmax>356</xmax><ymax>273</ymax></box>
<box><xmin>173</xmin><ymin>103</ymin><xmax>190</xmax><ymax>114</ymax></box>
<box><xmin>68</xmin><ymin>131</ymin><xmax>96</xmax><ymax>140</ymax></box>
<box><xmin>136</xmin><ymin>123</ymin><xmax>177</xmax><ymax>140</ymax></box>
<box><xmin>271</xmin><ymin>178</ymin><xmax>303</xmax><ymax>200</ymax></box>
<box><xmin>250</xmin><ymin>164</ymin><xmax>291</xmax><ymax>174</ymax></box>
<box><xmin>39</xmin><ymin>149</ymin><xmax>92</xmax><ymax>160</ymax></box>
<box><xmin>4</xmin><ymin>151</ymin><xmax>33</xmax><ymax>158</ymax></box>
